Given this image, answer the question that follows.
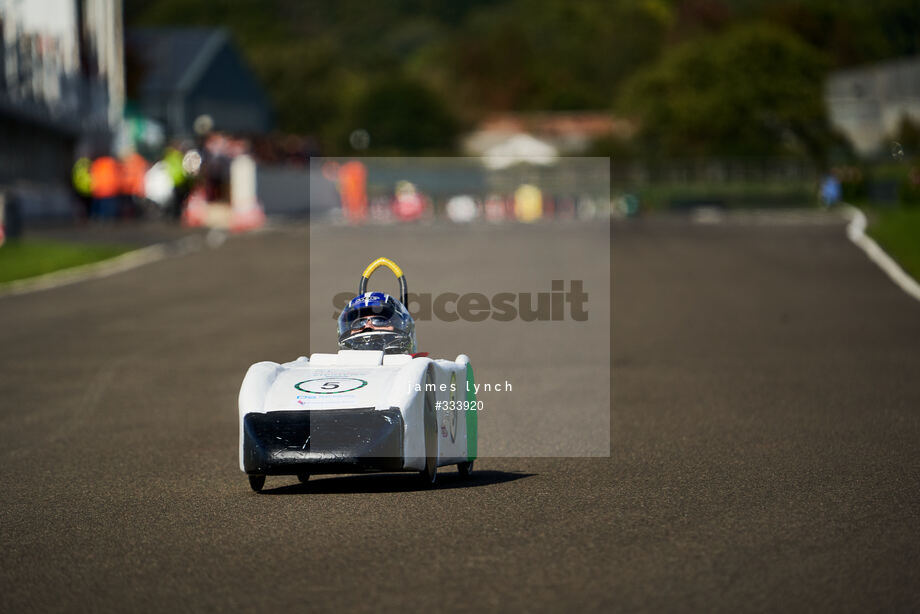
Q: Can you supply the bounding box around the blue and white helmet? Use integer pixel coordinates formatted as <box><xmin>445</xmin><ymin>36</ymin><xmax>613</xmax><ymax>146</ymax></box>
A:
<box><xmin>337</xmin><ymin>292</ymin><xmax>417</xmax><ymax>354</ymax></box>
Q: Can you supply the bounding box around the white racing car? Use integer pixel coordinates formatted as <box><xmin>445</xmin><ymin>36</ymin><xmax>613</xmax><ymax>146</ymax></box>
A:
<box><xmin>238</xmin><ymin>258</ymin><xmax>478</xmax><ymax>492</ymax></box>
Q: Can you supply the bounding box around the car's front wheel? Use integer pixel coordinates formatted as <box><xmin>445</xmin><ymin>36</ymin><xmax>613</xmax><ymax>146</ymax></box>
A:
<box><xmin>297</xmin><ymin>473</ymin><xmax>310</xmax><ymax>484</ymax></box>
<box><xmin>457</xmin><ymin>461</ymin><xmax>474</xmax><ymax>477</ymax></box>
<box><xmin>248</xmin><ymin>474</ymin><xmax>266</xmax><ymax>492</ymax></box>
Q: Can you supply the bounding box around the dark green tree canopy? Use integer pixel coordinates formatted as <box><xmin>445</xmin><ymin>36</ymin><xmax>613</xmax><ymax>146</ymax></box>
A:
<box><xmin>619</xmin><ymin>23</ymin><xmax>831</xmax><ymax>159</ymax></box>
<box><xmin>344</xmin><ymin>76</ymin><xmax>460</xmax><ymax>154</ymax></box>
<box><xmin>125</xmin><ymin>0</ymin><xmax>920</xmax><ymax>155</ymax></box>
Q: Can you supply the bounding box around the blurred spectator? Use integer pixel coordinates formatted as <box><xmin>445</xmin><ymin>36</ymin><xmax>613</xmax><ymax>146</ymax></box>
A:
<box><xmin>484</xmin><ymin>195</ymin><xmax>506</xmax><ymax>222</ymax></box>
<box><xmin>71</xmin><ymin>157</ymin><xmax>93</xmax><ymax>219</ymax></box>
<box><xmin>556</xmin><ymin>196</ymin><xmax>576</xmax><ymax>220</ymax></box>
<box><xmin>820</xmin><ymin>173</ymin><xmax>842</xmax><ymax>208</ymax></box>
<box><xmin>120</xmin><ymin>151</ymin><xmax>149</xmax><ymax>217</ymax></box>
<box><xmin>163</xmin><ymin>146</ymin><xmax>189</xmax><ymax>218</ymax></box>
<box><xmin>182</xmin><ymin>135</ymin><xmax>265</xmax><ymax>232</ymax></box>
<box><xmin>90</xmin><ymin>156</ymin><xmax>121</xmax><ymax>219</ymax></box>
<box><xmin>339</xmin><ymin>161</ymin><xmax>368</xmax><ymax>223</ymax></box>
<box><xmin>144</xmin><ymin>161</ymin><xmax>176</xmax><ymax>211</ymax></box>
<box><xmin>393</xmin><ymin>181</ymin><xmax>426</xmax><ymax>222</ymax></box>
<box><xmin>514</xmin><ymin>184</ymin><xmax>543</xmax><ymax>222</ymax></box>
<box><xmin>202</xmin><ymin>135</ymin><xmax>231</xmax><ymax>203</ymax></box>
<box><xmin>446</xmin><ymin>195</ymin><xmax>478</xmax><ymax>223</ymax></box>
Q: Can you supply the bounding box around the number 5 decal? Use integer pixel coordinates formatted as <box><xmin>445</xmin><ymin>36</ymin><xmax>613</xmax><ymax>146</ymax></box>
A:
<box><xmin>295</xmin><ymin>378</ymin><xmax>368</xmax><ymax>394</ymax></box>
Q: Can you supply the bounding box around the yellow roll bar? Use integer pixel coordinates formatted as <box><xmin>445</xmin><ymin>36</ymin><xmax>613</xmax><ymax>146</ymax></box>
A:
<box><xmin>359</xmin><ymin>257</ymin><xmax>408</xmax><ymax>305</ymax></box>
<box><xmin>361</xmin><ymin>257</ymin><xmax>403</xmax><ymax>280</ymax></box>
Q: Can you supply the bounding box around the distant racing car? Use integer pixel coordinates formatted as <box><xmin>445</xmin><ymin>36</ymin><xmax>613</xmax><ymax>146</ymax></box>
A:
<box><xmin>238</xmin><ymin>257</ymin><xmax>478</xmax><ymax>492</ymax></box>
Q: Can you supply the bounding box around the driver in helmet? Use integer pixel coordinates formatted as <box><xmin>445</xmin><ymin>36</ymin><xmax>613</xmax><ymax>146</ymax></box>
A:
<box><xmin>338</xmin><ymin>291</ymin><xmax>417</xmax><ymax>354</ymax></box>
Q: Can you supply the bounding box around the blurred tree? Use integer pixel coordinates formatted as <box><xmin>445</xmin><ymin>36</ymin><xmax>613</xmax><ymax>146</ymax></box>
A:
<box><xmin>246</xmin><ymin>38</ymin><xmax>346</xmax><ymax>138</ymax></box>
<box><xmin>342</xmin><ymin>75</ymin><xmax>460</xmax><ymax>154</ymax></box>
<box><xmin>125</xmin><ymin>0</ymin><xmax>920</xmax><ymax>155</ymax></box>
<box><xmin>425</xmin><ymin>0</ymin><xmax>672</xmax><ymax>113</ymax></box>
<box><xmin>754</xmin><ymin>0</ymin><xmax>920</xmax><ymax>66</ymax></box>
<box><xmin>619</xmin><ymin>23</ymin><xmax>832</xmax><ymax>160</ymax></box>
<box><xmin>125</xmin><ymin>0</ymin><xmax>487</xmax><ymax>151</ymax></box>
<box><xmin>669</xmin><ymin>0</ymin><xmax>734</xmax><ymax>43</ymax></box>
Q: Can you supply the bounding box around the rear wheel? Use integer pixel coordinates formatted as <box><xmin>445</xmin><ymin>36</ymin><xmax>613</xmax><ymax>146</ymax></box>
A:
<box><xmin>248</xmin><ymin>474</ymin><xmax>265</xmax><ymax>492</ymax></box>
<box><xmin>457</xmin><ymin>461</ymin><xmax>474</xmax><ymax>477</ymax></box>
<box><xmin>419</xmin><ymin>367</ymin><xmax>438</xmax><ymax>487</ymax></box>
<box><xmin>297</xmin><ymin>473</ymin><xmax>310</xmax><ymax>484</ymax></box>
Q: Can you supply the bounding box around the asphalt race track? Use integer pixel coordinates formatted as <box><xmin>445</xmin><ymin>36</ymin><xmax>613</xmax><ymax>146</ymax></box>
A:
<box><xmin>2</xmin><ymin>215</ymin><xmax>919</xmax><ymax>611</ymax></box>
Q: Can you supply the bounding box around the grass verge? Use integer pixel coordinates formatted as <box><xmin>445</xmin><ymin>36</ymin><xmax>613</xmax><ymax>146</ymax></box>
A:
<box><xmin>866</xmin><ymin>206</ymin><xmax>920</xmax><ymax>280</ymax></box>
<box><xmin>0</xmin><ymin>239</ymin><xmax>131</xmax><ymax>284</ymax></box>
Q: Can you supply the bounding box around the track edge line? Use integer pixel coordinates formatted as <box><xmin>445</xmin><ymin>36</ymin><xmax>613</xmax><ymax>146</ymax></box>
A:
<box><xmin>842</xmin><ymin>204</ymin><xmax>920</xmax><ymax>303</ymax></box>
<box><xmin>0</xmin><ymin>234</ymin><xmax>204</xmax><ymax>298</ymax></box>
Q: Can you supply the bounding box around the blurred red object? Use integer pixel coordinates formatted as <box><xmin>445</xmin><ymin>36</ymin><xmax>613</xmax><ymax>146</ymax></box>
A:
<box><xmin>183</xmin><ymin>187</ymin><xmax>209</xmax><ymax>227</ymax></box>
<box><xmin>393</xmin><ymin>192</ymin><xmax>426</xmax><ymax>222</ymax></box>
<box><xmin>230</xmin><ymin>206</ymin><xmax>266</xmax><ymax>233</ymax></box>
<box><xmin>339</xmin><ymin>161</ymin><xmax>368</xmax><ymax>223</ymax></box>
<box><xmin>90</xmin><ymin>156</ymin><xmax>120</xmax><ymax>198</ymax></box>
<box><xmin>120</xmin><ymin>153</ymin><xmax>148</xmax><ymax>197</ymax></box>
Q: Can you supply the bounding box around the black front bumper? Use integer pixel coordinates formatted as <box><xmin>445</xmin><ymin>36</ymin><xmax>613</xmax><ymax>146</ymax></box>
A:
<box><xmin>242</xmin><ymin>407</ymin><xmax>405</xmax><ymax>475</ymax></box>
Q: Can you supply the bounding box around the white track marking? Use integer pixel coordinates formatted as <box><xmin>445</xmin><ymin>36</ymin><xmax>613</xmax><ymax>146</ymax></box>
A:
<box><xmin>0</xmin><ymin>234</ymin><xmax>204</xmax><ymax>298</ymax></box>
<box><xmin>843</xmin><ymin>205</ymin><xmax>920</xmax><ymax>303</ymax></box>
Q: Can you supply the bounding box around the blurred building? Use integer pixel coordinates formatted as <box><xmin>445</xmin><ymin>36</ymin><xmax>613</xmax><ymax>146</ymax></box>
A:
<box><xmin>826</xmin><ymin>56</ymin><xmax>920</xmax><ymax>157</ymax></box>
<box><xmin>126</xmin><ymin>27</ymin><xmax>272</xmax><ymax>138</ymax></box>
<box><xmin>463</xmin><ymin>112</ymin><xmax>635</xmax><ymax>157</ymax></box>
<box><xmin>0</xmin><ymin>0</ymin><xmax>124</xmax><ymax>217</ymax></box>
